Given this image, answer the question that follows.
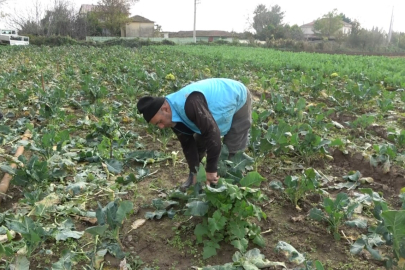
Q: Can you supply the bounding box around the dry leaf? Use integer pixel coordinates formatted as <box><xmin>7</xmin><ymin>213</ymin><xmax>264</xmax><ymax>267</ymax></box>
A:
<box><xmin>74</xmin><ymin>215</ymin><xmax>97</xmax><ymax>224</ymax></box>
<box><xmin>320</xmin><ymin>90</ymin><xmax>329</xmax><ymax>98</ymax></box>
<box><xmin>0</xmin><ymin>230</ymin><xmax>16</xmax><ymax>243</ymax></box>
<box><xmin>130</xmin><ymin>219</ymin><xmax>146</xmax><ymax>231</ymax></box>
<box><xmin>291</xmin><ymin>215</ymin><xmax>305</xmax><ymax>222</ymax></box>
<box><xmin>332</xmin><ymin>120</ymin><xmax>344</xmax><ymax>129</ymax></box>
<box><xmin>360</xmin><ymin>177</ymin><xmax>374</xmax><ymax>184</ymax></box>
<box><xmin>120</xmin><ymin>258</ymin><xmax>128</xmax><ymax>270</ymax></box>
<box><xmin>382</xmin><ymin>160</ymin><xmax>391</xmax><ymax>174</ymax></box>
<box><xmin>122</xmin><ymin>116</ymin><xmax>132</xmax><ymax>123</ymax></box>
<box><xmin>35</xmin><ymin>193</ymin><xmax>60</xmax><ymax>207</ymax></box>
<box><xmin>398</xmin><ymin>257</ymin><xmax>405</xmax><ymax>268</ymax></box>
<box><xmin>95</xmin><ymin>249</ymin><xmax>107</xmax><ymax>269</ymax></box>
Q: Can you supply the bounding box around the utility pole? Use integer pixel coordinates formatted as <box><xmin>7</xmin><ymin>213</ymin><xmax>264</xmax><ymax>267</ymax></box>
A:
<box><xmin>193</xmin><ymin>0</ymin><xmax>200</xmax><ymax>43</ymax></box>
<box><xmin>387</xmin><ymin>6</ymin><xmax>394</xmax><ymax>44</ymax></box>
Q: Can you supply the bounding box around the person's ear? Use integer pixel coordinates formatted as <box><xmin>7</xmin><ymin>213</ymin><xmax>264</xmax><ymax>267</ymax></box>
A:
<box><xmin>161</xmin><ymin>102</ymin><xmax>170</xmax><ymax>113</ymax></box>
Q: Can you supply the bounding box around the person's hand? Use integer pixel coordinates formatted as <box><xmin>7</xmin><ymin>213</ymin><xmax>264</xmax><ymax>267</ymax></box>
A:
<box><xmin>206</xmin><ymin>172</ymin><xmax>219</xmax><ymax>186</ymax></box>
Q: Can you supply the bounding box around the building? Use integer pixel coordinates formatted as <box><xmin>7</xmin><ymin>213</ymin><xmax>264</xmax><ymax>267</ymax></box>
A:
<box><xmin>79</xmin><ymin>4</ymin><xmax>97</xmax><ymax>15</ymax></box>
<box><xmin>168</xmin><ymin>30</ymin><xmax>235</xmax><ymax>42</ymax></box>
<box><xmin>300</xmin><ymin>21</ymin><xmax>352</xmax><ymax>40</ymax></box>
<box><xmin>121</xmin><ymin>15</ymin><xmax>154</xmax><ymax>38</ymax></box>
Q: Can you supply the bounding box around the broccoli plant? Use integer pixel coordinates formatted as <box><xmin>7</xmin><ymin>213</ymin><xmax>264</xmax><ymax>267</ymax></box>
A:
<box><xmin>309</xmin><ymin>192</ymin><xmax>359</xmax><ymax>240</ymax></box>
<box><xmin>270</xmin><ymin>168</ymin><xmax>321</xmax><ymax>210</ymax></box>
<box><xmin>186</xmin><ymin>165</ymin><xmax>266</xmax><ymax>259</ymax></box>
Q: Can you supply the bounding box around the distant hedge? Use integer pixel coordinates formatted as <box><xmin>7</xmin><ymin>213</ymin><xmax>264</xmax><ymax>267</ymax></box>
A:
<box><xmin>28</xmin><ymin>35</ymin><xmax>80</xmax><ymax>46</ymax></box>
<box><xmin>27</xmin><ymin>35</ymin><xmax>176</xmax><ymax>47</ymax></box>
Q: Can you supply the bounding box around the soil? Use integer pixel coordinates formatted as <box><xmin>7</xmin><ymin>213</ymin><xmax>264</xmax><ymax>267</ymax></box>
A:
<box><xmin>89</xmin><ymin>143</ymin><xmax>403</xmax><ymax>269</ymax></box>
<box><xmin>0</xmin><ymin>118</ymin><xmax>403</xmax><ymax>270</ymax></box>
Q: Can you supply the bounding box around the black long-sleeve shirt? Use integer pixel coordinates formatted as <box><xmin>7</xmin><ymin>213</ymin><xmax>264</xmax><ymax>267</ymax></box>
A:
<box><xmin>171</xmin><ymin>92</ymin><xmax>221</xmax><ymax>173</ymax></box>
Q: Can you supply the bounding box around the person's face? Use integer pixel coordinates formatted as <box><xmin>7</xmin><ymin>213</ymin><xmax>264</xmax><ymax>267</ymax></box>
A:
<box><xmin>149</xmin><ymin>102</ymin><xmax>174</xmax><ymax>129</ymax></box>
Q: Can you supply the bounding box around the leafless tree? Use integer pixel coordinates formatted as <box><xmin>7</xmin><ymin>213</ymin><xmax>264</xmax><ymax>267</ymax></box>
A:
<box><xmin>40</xmin><ymin>0</ymin><xmax>76</xmax><ymax>36</ymax></box>
<box><xmin>0</xmin><ymin>0</ymin><xmax>8</xmax><ymax>19</ymax></box>
<box><xmin>7</xmin><ymin>0</ymin><xmax>78</xmax><ymax>37</ymax></box>
<box><xmin>7</xmin><ymin>0</ymin><xmax>45</xmax><ymax>35</ymax></box>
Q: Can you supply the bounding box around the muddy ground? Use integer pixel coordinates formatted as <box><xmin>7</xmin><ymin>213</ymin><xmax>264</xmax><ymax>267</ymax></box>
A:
<box><xmin>1</xmin><ymin>115</ymin><xmax>404</xmax><ymax>270</ymax></box>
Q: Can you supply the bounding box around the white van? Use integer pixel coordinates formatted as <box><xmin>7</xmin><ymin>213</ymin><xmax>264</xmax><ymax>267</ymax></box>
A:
<box><xmin>0</xmin><ymin>29</ymin><xmax>29</xmax><ymax>45</ymax></box>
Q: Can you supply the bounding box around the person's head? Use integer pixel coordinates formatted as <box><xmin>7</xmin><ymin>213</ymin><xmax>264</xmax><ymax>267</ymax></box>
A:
<box><xmin>137</xmin><ymin>97</ymin><xmax>175</xmax><ymax>129</ymax></box>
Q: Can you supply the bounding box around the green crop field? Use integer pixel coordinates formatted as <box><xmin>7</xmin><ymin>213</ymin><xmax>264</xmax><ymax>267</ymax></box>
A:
<box><xmin>0</xmin><ymin>44</ymin><xmax>404</xmax><ymax>270</ymax></box>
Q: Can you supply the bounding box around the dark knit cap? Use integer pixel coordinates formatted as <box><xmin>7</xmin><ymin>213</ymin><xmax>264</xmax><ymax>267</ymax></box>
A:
<box><xmin>137</xmin><ymin>96</ymin><xmax>165</xmax><ymax>122</ymax></box>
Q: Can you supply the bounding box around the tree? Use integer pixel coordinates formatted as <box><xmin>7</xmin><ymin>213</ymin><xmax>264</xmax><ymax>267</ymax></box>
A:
<box><xmin>285</xmin><ymin>24</ymin><xmax>304</xmax><ymax>40</ymax></box>
<box><xmin>40</xmin><ymin>0</ymin><xmax>76</xmax><ymax>36</ymax></box>
<box><xmin>313</xmin><ymin>9</ymin><xmax>343</xmax><ymax>39</ymax></box>
<box><xmin>339</xmin><ymin>13</ymin><xmax>352</xmax><ymax>24</ymax></box>
<box><xmin>391</xmin><ymin>32</ymin><xmax>405</xmax><ymax>50</ymax></box>
<box><xmin>154</xmin><ymin>24</ymin><xmax>162</xmax><ymax>37</ymax></box>
<box><xmin>347</xmin><ymin>20</ymin><xmax>362</xmax><ymax>47</ymax></box>
<box><xmin>252</xmin><ymin>4</ymin><xmax>284</xmax><ymax>36</ymax></box>
<box><xmin>74</xmin><ymin>12</ymin><xmax>103</xmax><ymax>39</ymax></box>
<box><xmin>94</xmin><ymin>0</ymin><xmax>139</xmax><ymax>36</ymax></box>
<box><xmin>0</xmin><ymin>0</ymin><xmax>7</xmax><ymax>19</ymax></box>
<box><xmin>7</xmin><ymin>0</ymin><xmax>46</xmax><ymax>35</ymax></box>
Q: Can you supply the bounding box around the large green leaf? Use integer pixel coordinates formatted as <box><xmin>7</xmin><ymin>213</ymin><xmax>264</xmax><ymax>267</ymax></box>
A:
<box><xmin>314</xmin><ymin>260</ymin><xmax>325</xmax><ymax>270</ymax></box>
<box><xmin>365</xmin><ymin>245</ymin><xmax>383</xmax><ymax>261</ymax></box>
<box><xmin>208</xmin><ymin>211</ymin><xmax>226</xmax><ymax>233</ymax></box>
<box><xmin>185</xmin><ymin>200</ymin><xmax>209</xmax><ymax>216</ymax></box>
<box><xmin>116</xmin><ymin>200</ymin><xmax>133</xmax><ymax>224</ymax></box>
<box><xmin>381</xmin><ymin>210</ymin><xmax>405</xmax><ymax>259</ymax></box>
<box><xmin>145</xmin><ymin>210</ymin><xmax>167</xmax><ymax>220</ymax></box>
<box><xmin>345</xmin><ymin>218</ymin><xmax>367</xmax><ymax>229</ymax></box>
<box><xmin>231</xmin><ymin>238</ymin><xmax>248</xmax><ymax>252</ymax></box>
<box><xmin>85</xmin><ymin>225</ymin><xmax>108</xmax><ymax>236</ymax></box>
<box><xmin>51</xmin><ymin>250</ymin><xmax>74</xmax><ymax>270</ymax></box>
<box><xmin>309</xmin><ymin>208</ymin><xmax>325</xmax><ymax>221</ymax></box>
<box><xmin>229</xmin><ymin>151</ymin><xmax>254</xmax><ymax>172</ymax></box>
<box><xmin>275</xmin><ymin>241</ymin><xmax>305</xmax><ymax>264</ymax></box>
<box><xmin>66</xmin><ymin>182</ymin><xmax>87</xmax><ymax>196</ymax></box>
<box><xmin>203</xmin><ymin>240</ymin><xmax>220</xmax><ymax>259</ymax></box>
<box><xmin>381</xmin><ymin>210</ymin><xmax>405</xmax><ymax>238</ymax></box>
<box><xmin>125</xmin><ymin>150</ymin><xmax>166</xmax><ymax>163</ymax></box>
<box><xmin>0</xmin><ymin>125</ymin><xmax>11</xmax><ymax>134</ymax></box>
<box><xmin>240</xmin><ymin>171</ymin><xmax>264</xmax><ymax>188</ymax></box>
<box><xmin>252</xmin><ymin>234</ymin><xmax>266</xmax><ymax>247</ymax></box>
<box><xmin>195</xmin><ymin>223</ymin><xmax>209</xmax><ymax>243</ymax></box>
<box><xmin>0</xmin><ymin>242</ymin><xmax>13</xmax><ymax>257</ymax></box>
<box><xmin>0</xmin><ymin>164</ymin><xmax>15</xmax><ymax>175</ymax></box>
<box><xmin>201</xmin><ymin>264</ymin><xmax>236</xmax><ymax>270</ymax></box>
<box><xmin>152</xmin><ymin>198</ymin><xmax>178</xmax><ymax>210</ymax></box>
<box><xmin>269</xmin><ymin>180</ymin><xmax>284</xmax><ymax>190</ymax></box>
<box><xmin>229</xmin><ymin>222</ymin><xmax>245</xmax><ymax>239</ymax></box>
<box><xmin>206</xmin><ymin>184</ymin><xmax>227</xmax><ymax>193</ymax></box>
<box><xmin>104</xmin><ymin>159</ymin><xmax>123</xmax><ymax>174</ymax></box>
<box><xmin>15</xmin><ymin>255</ymin><xmax>30</xmax><ymax>270</ymax></box>
<box><xmin>350</xmin><ymin>238</ymin><xmax>366</xmax><ymax>254</ymax></box>
<box><xmin>332</xmin><ymin>192</ymin><xmax>350</xmax><ymax>209</ymax></box>
<box><xmin>343</xmin><ymin>171</ymin><xmax>361</xmax><ymax>182</ymax></box>
<box><xmin>55</xmin><ymin>230</ymin><xmax>84</xmax><ymax>241</ymax></box>
<box><xmin>116</xmin><ymin>173</ymin><xmax>137</xmax><ymax>185</ymax></box>
<box><xmin>55</xmin><ymin>219</ymin><xmax>84</xmax><ymax>241</ymax></box>
<box><xmin>350</xmin><ymin>234</ymin><xmax>384</xmax><ymax>260</ymax></box>
<box><xmin>197</xmin><ymin>164</ymin><xmax>207</xmax><ymax>184</ymax></box>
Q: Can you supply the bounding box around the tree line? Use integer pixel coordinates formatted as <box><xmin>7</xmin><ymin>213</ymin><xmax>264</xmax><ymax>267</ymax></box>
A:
<box><xmin>1</xmin><ymin>0</ymin><xmax>139</xmax><ymax>39</ymax></box>
<box><xmin>247</xmin><ymin>4</ymin><xmax>405</xmax><ymax>52</ymax></box>
<box><xmin>1</xmin><ymin>0</ymin><xmax>404</xmax><ymax>52</ymax></box>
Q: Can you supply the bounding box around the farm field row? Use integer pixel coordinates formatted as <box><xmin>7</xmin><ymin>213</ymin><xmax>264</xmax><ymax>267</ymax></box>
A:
<box><xmin>0</xmin><ymin>44</ymin><xmax>404</xmax><ymax>270</ymax></box>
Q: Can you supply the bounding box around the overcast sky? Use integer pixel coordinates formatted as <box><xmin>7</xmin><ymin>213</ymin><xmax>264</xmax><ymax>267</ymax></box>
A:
<box><xmin>1</xmin><ymin>0</ymin><xmax>403</xmax><ymax>33</ymax></box>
